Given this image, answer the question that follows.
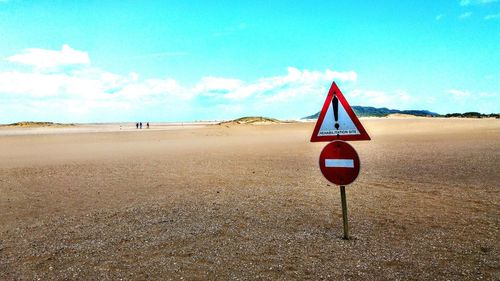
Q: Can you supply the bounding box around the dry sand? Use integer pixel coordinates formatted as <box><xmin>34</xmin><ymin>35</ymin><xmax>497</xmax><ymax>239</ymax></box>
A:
<box><xmin>0</xmin><ymin>118</ymin><xmax>498</xmax><ymax>280</ymax></box>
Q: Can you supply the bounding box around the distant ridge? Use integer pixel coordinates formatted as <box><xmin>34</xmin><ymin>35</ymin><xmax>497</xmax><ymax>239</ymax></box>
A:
<box><xmin>443</xmin><ymin>112</ymin><xmax>499</xmax><ymax>118</ymax></box>
<box><xmin>1</xmin><ymin>121</ymin><xmax>74</xmax><ymax>127</ymax></box>
<box><xmin>218</xmin><ymin>116</ymin><xmax>281</xmax><ymax>125</ymax></box>
<box><xmin>303</xmin><ymin>106</ymin><xmax>439</xmax><ymax>119</ymax></box>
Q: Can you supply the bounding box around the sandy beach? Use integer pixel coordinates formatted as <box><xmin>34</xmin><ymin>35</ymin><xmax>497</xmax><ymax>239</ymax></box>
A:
<box><xmin>0</xmin><ymin>118</ymin><xmax>498</xmax><ymax>280</ymax></box>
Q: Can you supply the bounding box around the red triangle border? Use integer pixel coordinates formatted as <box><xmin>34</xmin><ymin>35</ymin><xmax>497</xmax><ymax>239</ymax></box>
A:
<box><xmin>310</xmin><ymin>82</ymin><xmax>371</xmax><ymax>142</ymax></box>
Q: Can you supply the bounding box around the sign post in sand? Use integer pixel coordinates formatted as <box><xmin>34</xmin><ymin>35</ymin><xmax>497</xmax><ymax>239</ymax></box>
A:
<box><xmin>311</xmin><ymin>81</ymin><xmax>370</xmax><ymax>239</ymax></box>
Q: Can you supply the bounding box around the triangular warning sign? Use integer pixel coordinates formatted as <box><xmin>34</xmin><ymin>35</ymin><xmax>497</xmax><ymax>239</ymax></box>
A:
<box><xmin>310</xmin><ymin>82</ymin><xmax>370</xmax><ymax>142</ymax></box>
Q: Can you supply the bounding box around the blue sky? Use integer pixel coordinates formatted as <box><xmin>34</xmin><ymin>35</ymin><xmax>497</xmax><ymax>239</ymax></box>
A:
<box><xmin>0</xmin><ymin>0</ymin><xmax>499</xmax><ymax>123</ymax></box>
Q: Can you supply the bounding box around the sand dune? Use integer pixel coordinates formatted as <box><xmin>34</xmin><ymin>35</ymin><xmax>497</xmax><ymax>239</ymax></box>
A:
<box><xmin>0</xmin><ymin>118</ymin><xmax>498</xmax><ymax>280</ymax></box>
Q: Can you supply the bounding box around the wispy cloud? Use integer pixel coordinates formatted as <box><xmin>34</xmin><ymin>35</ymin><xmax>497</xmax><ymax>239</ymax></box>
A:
<box><xmin>459</xmin><ymin>12</ymin><xmax>473</xmax><ymax>19</ymax></box>
<box><xmin>2</xmin><ymin>45</ymin><xmax>496</xmax><ymax>123</ymax></box>
<box><xmin>0</xmin><ymin>45</ymin><xmax>360</xmax><ymax>122</ymax></box>
<box><xmin>448</xmin><ymin>89</ymin><xmax>471</xmax><ymax>97</ymax></box>
<box><xmin>479</xmin><ymin>92</ymin><xmax>497</xmax><ymax>97</ymax></box>
<box><xmin>446</xmin><ymin>89</ymin><xmax>498</xmax><ymax>113</ymax></box>
<box><xmin>348</xmin><ymin>89</ymin><xmax>412</xmax><ymax>109</ymax></box>
<box><xmin>460</xmin><ymin>0</ymin><xmax>499</xmax><ymax>6</ymax></box>
<box><xmin>127</xmin><ymin>51</ymin><xmax>188</xmax><ymax>60</ymax></box>
<box><xmin>213</xmin><ymin>23</ymin><xmax>248</xmax><ymax>37</ymax></box>
<box><xmin>436</xmin><ymin>14</ymin><xmax>445</xmax><ymax>20</ymax></box>
<box><xmin>5</xmin><ymin>44</ymin><xmax>90</xmax><ymax>69</ymax></box>
<box><xmin>484</xmin><ymin>13</ymin><xmax>500</xmax><ymax>20</ymax></box>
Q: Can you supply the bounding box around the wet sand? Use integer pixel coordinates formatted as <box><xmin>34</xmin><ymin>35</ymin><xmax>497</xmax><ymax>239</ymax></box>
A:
<box><xmin>0</xmin><ymin>118</ymin><xmax>498</xmax><ymax>280</ymax></box>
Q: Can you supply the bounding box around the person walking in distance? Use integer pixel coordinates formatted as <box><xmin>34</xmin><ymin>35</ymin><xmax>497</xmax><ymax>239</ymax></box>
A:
<box><xmin>147</xmin><ymin>122</ymin><xmax>150</xmax><ymax>129</ymax></box>
<box><xmin>136</xmin><ymin>122</ymin><xmax>139</xmax><ymax>129</ymax></box>
<box><xmin>139</xmin><ymin>122</ymin><xmax>142</xmax><ymax>129</ymax></box>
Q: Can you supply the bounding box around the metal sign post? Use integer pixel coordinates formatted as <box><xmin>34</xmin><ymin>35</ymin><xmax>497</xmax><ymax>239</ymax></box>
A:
<box><xmin>340</xmin><ymin>185</ymin><xmax>349</xmax><ymax>239</ymax></box>
<box><xmin>319</xmin><ymin>141</ymin><xmax>359</xmax><ymax>239</ymax></box>
<box><xmin>311</xmin><ymin>81</ymin><xmax>371</xmax><ymax>239</ymax></box>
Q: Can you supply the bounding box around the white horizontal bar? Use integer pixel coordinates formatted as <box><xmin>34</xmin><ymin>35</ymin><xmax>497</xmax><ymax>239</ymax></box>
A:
<box><xmin>325</xmin><ymin>159</ymin><xmax>354</xmax><ymax>168</ymax></box>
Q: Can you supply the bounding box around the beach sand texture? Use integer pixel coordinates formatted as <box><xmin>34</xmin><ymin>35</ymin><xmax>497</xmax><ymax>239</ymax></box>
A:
<box><xmin>0</xmin><ymin>118</ymin><xmax>499</xmax><ymax>280</ymax></box>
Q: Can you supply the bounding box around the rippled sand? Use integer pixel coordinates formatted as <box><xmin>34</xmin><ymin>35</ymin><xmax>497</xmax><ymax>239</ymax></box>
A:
<box><xmin>0</xmin><ymin>118</ymin><xmax>498</xmax><ymax>280</ymax></box>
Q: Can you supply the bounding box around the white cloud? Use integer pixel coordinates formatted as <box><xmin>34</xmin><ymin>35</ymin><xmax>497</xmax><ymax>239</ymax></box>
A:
<box><xmin>4</xmin><ymin>45</ymin><xmax>494</xmax><ymax>122</ymax></box>
<box><xmin>2</xmin><ymin>47</ymin><xmax>498</xmax><ymax>123</ymax></box>
<box><xmin>459</xmin><ymin>12</ymin><xmax>472</xmax><ymax>19</ymax></box>
<box><xmin>0</xmin><ymin>71</ymin><xmax>101</xmax><ymax>98</ymax></box>
<box><xmin>5</xmin><ymin>44</ymin><xmax>90</xmax><ymax>69</ymax></box>
<box><xmin>448</xmin><ymin>89</ymin><xmax>471</xmax><ymax>97</ymax></box>
<box><xmin>129</xmin><ymin>72</ymin><xmax>139</xmax><ymax>81</ymax></box>
<box><xmin>195</xmin><ymin>77</ymin><xmax>244</xmax><ymax>94</ymax></box>
<box><xmin>445</xmin><ymin>89</ymin><xmax>499</xmax><ymax>113</ymax></box>
<box><xmin>479</xmin><ymin>92</ymin><xmax>497</xmax><ymax>97</ymax></box>
<box><xmin>127</xmin><ymin>52</ymin><xmax>188</xmax><ymax>60</ymax></box>
<box><xmin>484</xmin><ymin>13</ymin><xmax>500</xmax><ymax>20</ymax></box>
<box><xmin>0</xmin><ymin>46</ymin><xmax>360</xmax><ymax>122</ymax></box>
<box><xmin>192</xmin><ymin>67</ymin><xmax>357</xmax><ymax>101</ymax></box>
<box><xmin>348</xmin><ymin>89</ymin><xmax>413</xmax><ymax>109</ymax></box>
<box><xmin>460</xmin><ymin>0</ymin><xmax>499</xmax><ymax>5</ymax></box>
<box><xmin>213</xmin><ymin>23</ymin><xmax>248</xmax><ymax>37</ymax></box>
<box><xmin>3</xmin><ymin>44</ymin><xmax>497</xmax><ymax>123</ymax></box>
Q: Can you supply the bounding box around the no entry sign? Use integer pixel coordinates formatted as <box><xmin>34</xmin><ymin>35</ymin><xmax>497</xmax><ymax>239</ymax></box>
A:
<box><xmin>319</xmin><ymin>140</ymin><xmax>360</xmax><ymax>186</ymax></box>
<box><xmin>311</xmin><ymin>81</ymin><xmax>370</xmax><ymax>239</ymax></box>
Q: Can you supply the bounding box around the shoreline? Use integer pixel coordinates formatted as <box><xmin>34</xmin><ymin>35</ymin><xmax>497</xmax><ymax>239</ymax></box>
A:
<box><xmin>0</xmin><ymin>122</ymin><xmax>218</xmax><ymax>136</ymax></box>
<box><xmin>0</xmin><ymin>117</ymin><xmax>497</xmax><ymax>136</ymax></box>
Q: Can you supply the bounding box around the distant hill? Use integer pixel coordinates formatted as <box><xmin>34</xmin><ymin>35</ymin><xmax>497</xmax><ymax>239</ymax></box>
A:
<box><xmin>1</xmin><ymin>121</ymin><xmax>74</xmax><ymax>127</ymax></box>
<box><xmin>302</xmin><ymin>106</ymin><xmax>439</xmax><ymax>119</ymax></box>
<box><xmin>218</xmin><ymin>116</ymin><xmax>282</xmax><ymax>125</ymax></box>
<box><xmin>444</xmin><ymin>112</ymin><xmax>499</xmax><ymax>118</ymax></box>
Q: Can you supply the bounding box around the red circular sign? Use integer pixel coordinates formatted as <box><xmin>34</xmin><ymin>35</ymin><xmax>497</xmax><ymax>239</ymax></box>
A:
<box><xmin>319</xmin><ymin>140</ymin><xmax>360</xmax><ymax>185</ymax></box>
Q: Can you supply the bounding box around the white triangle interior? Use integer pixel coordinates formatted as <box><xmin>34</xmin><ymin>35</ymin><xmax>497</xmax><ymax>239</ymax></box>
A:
<box><xmin>318</xmin><ymin>100</ymin><xmax>360</xmax><ymax>136</ymax></box>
